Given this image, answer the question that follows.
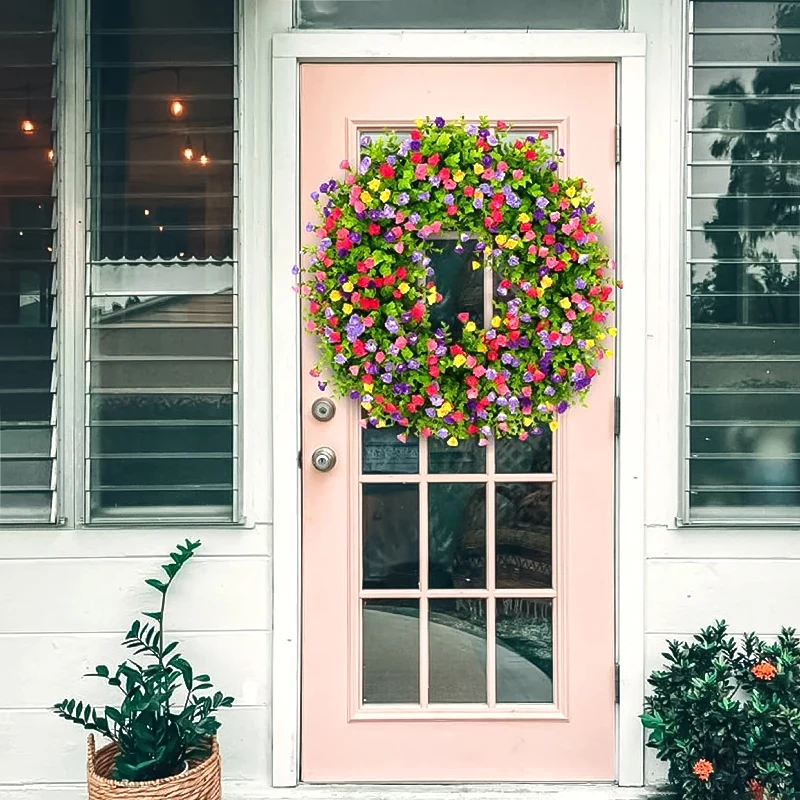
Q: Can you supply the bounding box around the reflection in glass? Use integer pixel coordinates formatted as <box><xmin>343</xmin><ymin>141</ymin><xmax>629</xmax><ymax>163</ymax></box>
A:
<box><xmin>363</xmin><ymin>600</ymin><xmax>419</xmax><ymax>704</ymax></box>
<box><xmin>362</xmin><ymin>427</ymin><xmax>418</xmax><ymax>475</ymax></box>
<box><xmin>495</xmin><ymin>483</ymin><xmax>553</xmax><ymax>589</ymax></box>
<box><xmin>496</xmin><ymin>598</ymin><xmax>553</xmax><ymax>703</ymax></box>
<box><xmin>362</xmin><ymin>484</ymin><xmax>419</xmax><ymax>589</ymax></box>
<box><xmin>428</xmin><ymin>436</ymin><xmax>486</xmax><ymax>474</ymax></box>
<box><xmin>428</xmin><ymin>239</ymin><xmax>483</xmax><ymax>335</ymax></box>
<box><xmin>689</xmin><ymin>3</ymin><xmax>800</xmax><ymax>516</ymax></box>
<box><xmin>496</xmin><ymin>432</ymin><xmax>553</xmax><ymax>474</ymax></box>
<box><xmin>429</xmin><ymin>483</ymin><xmax>485</xmax><ymax>589</ymax></box>
<box><xmin>429</xmin><ymin>600</ymin><xmax>486</xmax><ymax>704</ymax></box>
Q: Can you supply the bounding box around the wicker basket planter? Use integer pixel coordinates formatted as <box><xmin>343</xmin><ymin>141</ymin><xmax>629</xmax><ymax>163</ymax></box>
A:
<box><xmin>87</xmin><ymin>735</ymin><xmax>222</xmax><ymax>800</ymax></box>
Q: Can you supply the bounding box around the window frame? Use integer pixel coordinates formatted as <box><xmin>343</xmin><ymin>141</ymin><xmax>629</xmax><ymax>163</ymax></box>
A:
<box><xmin>30</xmin><ymin>0</ymin><xmax>247</xmax><ymax>529</ymax></box>
<box><xmin>680</xmin><ymin>0</ymin><xmax>800</xmax><ymax>527</ymax></box>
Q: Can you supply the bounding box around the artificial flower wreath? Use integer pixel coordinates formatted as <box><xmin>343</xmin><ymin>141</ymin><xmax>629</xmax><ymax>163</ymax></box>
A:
<box><xmin>297</xmin><ymin>117</ymin><xmax>619</xmax><ymax>446</ymax></box>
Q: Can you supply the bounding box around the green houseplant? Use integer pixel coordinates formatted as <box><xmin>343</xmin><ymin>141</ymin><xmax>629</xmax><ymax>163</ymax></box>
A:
<box><xmin>53</xmin><ymin>540</ymin><xmax>233</xmax><ymax>796</ymax></box>
<box><xmin>642</xmin><ymin>621</ymin><xmax>800</xmax><ymax>800</ymax></box>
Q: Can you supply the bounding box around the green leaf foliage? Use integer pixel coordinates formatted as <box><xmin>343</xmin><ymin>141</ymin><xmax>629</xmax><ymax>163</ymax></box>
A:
<box><xmin>642</xmin><ymin>621</ymin><xmax>800</xmax><ymax>800</ymax></box>
<box><xmin>53</xmin><ymin>540</ymin><xmax>234</xmax><ymax>782</ymax></box>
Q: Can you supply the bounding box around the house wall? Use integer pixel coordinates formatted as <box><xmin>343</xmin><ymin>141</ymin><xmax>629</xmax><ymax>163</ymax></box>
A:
<box><xmin>1</xmin><ymin>0</ymin><xmax>797</xmax><ymax>797</ymax></box>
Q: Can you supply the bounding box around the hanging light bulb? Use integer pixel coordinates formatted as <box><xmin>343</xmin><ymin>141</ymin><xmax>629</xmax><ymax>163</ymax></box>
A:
<box><xmin>21</xmin><ymin>119</ymin><xmax>35</xmax><ymax>135</ymax></box>
<box><xmin>170</xmin><ymin>99</ymin><xmax>184</xmax><ymax>117</ymax></box>
<box><xmin>47</xmin><ymin>133</ymin><xmax>55</xmax><ymax>163</ymax></box>
<box><xmin>199</xmin><ymin>139</ymin><xmax>210</xmax><ymax>166</ymax></box>
<box><xmin>182</xmin><ymin>136</ymin><xmax>194</xmax><ymax>161</ymax></box>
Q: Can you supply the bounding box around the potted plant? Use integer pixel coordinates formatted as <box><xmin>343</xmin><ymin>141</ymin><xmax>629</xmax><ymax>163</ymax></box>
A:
<box><xmin>53</xmin><ymin>540</ymin><xmax>234</xmax><ymax>800</ymax></box>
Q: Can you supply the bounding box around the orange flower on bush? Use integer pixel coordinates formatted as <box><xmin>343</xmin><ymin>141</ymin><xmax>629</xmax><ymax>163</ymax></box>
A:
<box><xmin>751</xmin><ymin>661</ymin><xmax>777</xmax><ymax>681</ymax></box>
<box><xmin>692</xmin><ymin>759</ymin><xmax>714</xmax><ymax>781</ymax></box>
<box><xmin>748</xmin><ymin>779</ymin><xmax>765</xmax><ymax>800</ymax></box>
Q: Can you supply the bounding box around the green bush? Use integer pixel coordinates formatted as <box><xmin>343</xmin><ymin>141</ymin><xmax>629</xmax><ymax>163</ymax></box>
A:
<box><xmin>642</xmin><ymin>621</ymin><xmax>800</xmax><ymax>800</ymax></box>
<box><xmin>53</xmin><ymin>540</ymin><xmax>234</xmax><ymax>782</ymax></box>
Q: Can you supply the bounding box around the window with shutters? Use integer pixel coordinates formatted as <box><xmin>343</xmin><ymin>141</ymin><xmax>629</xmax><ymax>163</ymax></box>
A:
<box><xmin>85</xmin><ymin>0</ymin><xmax>239</xmax><ymax>522</ymax></box>
<box><xmin>0</xmin><ymin>0</ymin><xmax>59</xmax><ymax>523</ymax></box>
<box><xmin>687</xmin><ymin>1</ymin><xmax>800</xmax><ymax>522</ymax></box>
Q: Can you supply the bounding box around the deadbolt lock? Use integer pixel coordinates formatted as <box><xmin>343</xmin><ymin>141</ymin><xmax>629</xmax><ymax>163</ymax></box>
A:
<box><xmin>311</xmin><ymin>398</ymin><xmax>336</xmax><ymax>422</ymax></box>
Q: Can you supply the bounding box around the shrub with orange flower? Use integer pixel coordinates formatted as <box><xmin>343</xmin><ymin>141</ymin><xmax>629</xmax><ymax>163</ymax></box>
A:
<box><xmin>747</xmin><ymin>779</ymin><xmax>765</xmax><ymax>800</ymax></box>
<box><xmin>693</xmin><ymin>759</ymin><xmax>714</xmax><ymax>781</ymax></box>
<box><xmin>751</xmin><ymin>661</ymin><xmax>777</xmax><ymax>681</ymax></box>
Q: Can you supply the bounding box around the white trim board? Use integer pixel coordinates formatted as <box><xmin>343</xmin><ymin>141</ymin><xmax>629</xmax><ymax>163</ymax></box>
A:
<box><xmin>270</xmin><ymin>30</ymin><xmax>648</xmax><ymax>790</ymax></box>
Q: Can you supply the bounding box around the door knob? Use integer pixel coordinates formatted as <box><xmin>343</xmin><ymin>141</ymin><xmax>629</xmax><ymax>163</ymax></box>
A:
<box><xmin>311</xmin><ymin>398</ymin><xmax>336</xmax><ymax>422</ymax></box>
<box><xmin>311</xmin><ymin>446</ymin><xmax>337</xmax><ymax>472</ymax></box>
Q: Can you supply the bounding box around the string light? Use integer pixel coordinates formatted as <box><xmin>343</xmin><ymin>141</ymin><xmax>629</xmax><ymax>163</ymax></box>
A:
<box><xmin>170</xmin><ymin>99</ymin><xmax>184</xmax><ymax>117</ymax></box>
<box><xmin>144</xmin><ymin>209</ymin><xmax>150</xmax><ymax>216</ymax></box>
<box><xmin>182</xmin><ymin>136</ymin><xmax>194</xmax><ymax>161</ymax></box>
<box><xmin>47</xmin><ymin>148</ymin><xmax>55</xmax><ymax>162</ymax></box>
<box><xmin>21</xmin><ymin>119</ymin><xmax>35</xmax><ymax>135</ymax></box>
<box><xmin>199</xmin><ymin>139</ymin><xmax>210</xmax><ymax>166</ymax></box>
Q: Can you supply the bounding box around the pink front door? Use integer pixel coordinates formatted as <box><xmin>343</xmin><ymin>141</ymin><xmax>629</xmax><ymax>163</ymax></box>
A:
<box><xmin>300</xmin><ymin>63</ymin><xmax>617</xmax><ymax>783</ymax></box>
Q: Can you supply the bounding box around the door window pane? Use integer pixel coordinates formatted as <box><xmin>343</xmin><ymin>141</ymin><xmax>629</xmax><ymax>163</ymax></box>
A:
<box><xmin>496</xmin><ymin>599</ymin><xmax>553</xmax><ymax>704</ymax></box>
<box><xmin>429</xmin><ymin>600</ymin><xmax>486</xmax><ymax>704</ymax></box>
<box><xmin>296</xmin><ymin>0</ymin><xmax>624</xmax><ymax>30</ymax></box>
<box><xmin>86</xmin><ymin>0</ymin><xmax>238</xmax><ymax>521</ymax></box>
<box><xmin>363</xmin><ymin>600</ymin><xmax>419</xmax><ymax>704</ymax></box>
<box><xmin>0</xmin><ymin>0</ymin><xmax>58</xmax><ymax>523</ymax></box>
<box><xmin>688</xmin><ymin>2</ymin><xmax>800</xmax><ymax>521</ymax></box>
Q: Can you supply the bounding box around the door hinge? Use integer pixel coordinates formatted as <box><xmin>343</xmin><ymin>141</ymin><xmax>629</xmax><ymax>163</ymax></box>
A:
<box><xmin>614</xmin><ymin>395</ymin><xmax>621</xmax><ymax>437</ymax></box>
<box><xmin>615</xmin><ymin>124</ymin><xmax>621</xmax><ymax>164</ymax></box>
<box><xmin>297</xmin><ymin>449</ymin><xmax>302</xmax><ymax>469</ymax></box>
<box><xmin>615</xmin><ymin>663</ymin><xmax>621</xmax><ymax>704</ymax></box>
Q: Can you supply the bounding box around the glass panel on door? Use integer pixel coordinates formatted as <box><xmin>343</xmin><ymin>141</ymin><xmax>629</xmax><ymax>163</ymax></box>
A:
<box><xmin>359</xmin><ymin>241</ymin><xmax>557</xmax><ymax>708</ymax></box>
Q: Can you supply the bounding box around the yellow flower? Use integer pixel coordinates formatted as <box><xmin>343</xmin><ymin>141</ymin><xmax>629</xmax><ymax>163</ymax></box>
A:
<box><xmin>360</xmin><ymin>191</ymin><xmax>372</xmax><ymax>203</ymax></box>
<box><xmin>473</xmin><ymin>163</ymin><xmax>484</xmax><ymax>175</ymax></box>
<box><xmin>477</xmin><ymin>342</ymin><xmax>488</xmax><ymax>353</ymax></box>
<box><xmin>559</xmin><ymin>298</ymin><xmax>571</xmax><ymax>309</ymax></box>
<box><xmin>549</xmin><ymin>421</ymin><xmax>560</xmax><ymax>432</ymax></box>
<box><xmin>368</xmin><ymin>178</ymin><xmax>381</xmax><ymax>192</ymax></box>
<box><xmin>330</xmin><ymin>290</ymin><xmax>342</xmax><ymax>301</ymax></box>
<box><xmin>426</xmin><ymin>288</ymin><xmax>438</xmax><ymax>304</ymax></box>
<box><xmin>446</xmin><ymin>436</ymin><xmax>459</xmax><ymax>447</ymax></box>
<box><xmin>495</xmin><ymin>234</ymin><xmax>508</xmax><ymax>247</ymax></box>
<box><xmin>605</xmin><ymin>349</ymin><xmax>614</xmax><ymax>358</ymax></box>
<box><xmin>376</xmin><ymin>419</ymin><xmax>386</xmax><ymax>428</ymax></box>
<box><xmin>523</xmin><ymin>416</ymin><xmax>533</xmax><ymax>427</ymax></box>
<box><xmin>565</xmin><ymin>186</ymin><xmax>576</xmax><ymax>198</ymax></box>
<box><xmin>608</xmin><ymin>327</ymin><xmax>618</xmax><ymax>337</ymax></box>
<box><xmin>541</xmin><ymin>276</ymin><xmax>553</xmax><ymax>288</ymax></box>
<box><xmin>361</xmin><ymin>402</ymin><xmax>372</xmax><ymax>412</ymax></box>
<box><xmin>536</xmin><ymin>287</ymin><xmax>545</xmax><ymax>298</ymax></box>
<box><xmin>415</xmin><ymin>118</ymin><xmax>424</xmax><ymax>128</ymax></box>
<box><xmin>586</xmin><ymin>338</ymin><xmax>595</xmax><ymax>348</ymax></box>
<box><xmin>474</xmin><ymin>190</ymin><xmax>484</xmax><ymax>201</ymax></box>
<box><xmin>342</xmin><ymin>281</ymin><xmax>354</xmax><ymax>292</ymax></box>
<box><xmin>491</xmin><ymin>315</ymin><xmax>502</xmax><ymax>328</ymax></box>
<box><xmin>453</xmin><ymin>170</ymin><xmax>465</xmax><ymax>182</ymax></box>
<box><xmin>464</xmin><ymin>321</ymin><xmax>476</xmax><ymax>333</ymax></box>
<box><xmin>437</xmin><ymin>401</ymin><xmax>453</xmax><ymax>417</ymax></box>
<box><xmin>398</xmin><ymin>282</ymin><xmax>410</xmax><ymax>295</ymax></box>
<box><xmin>380</xmin><ymin>189</ymin><xmax>391</xmax><ymax>202</ymax></box>
<box><xmin>471</xmin><ymin>260</ymin><xmax>481</xmax><ymax>271</ymax></box>
<box><xmin>571</xmin><ymin>197</ymin><xmax>581</xmax><ymax>207</ymax></box>
<box><xmin>506</xmin><ymin>238</ymin><xmax>520</xmax><ymax>249</ymax></box>
<box><xmin>453</xmin><ymin>353</ymin><xmax>466</xmax><ymax>367</ymax></box>
<box><xmin>597</xmin><ymin>332</ymin><xmax>606</xmax><ymax>341</ymax></box>
<box><xmin>518</xmin><ymin>213</ymin><xmax>531</xmax><ymax>224</ymax></box>
<box><xmin>342</xmin><ymin>303</ymin><xmax>353</xmax><ymax>314</ymax></box>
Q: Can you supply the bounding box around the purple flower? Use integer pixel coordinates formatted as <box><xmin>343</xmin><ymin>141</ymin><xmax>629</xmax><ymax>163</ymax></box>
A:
<box><xmin>345</xmin><ymin>314</ymin><xmax>365</xmax><ymax>342</ymax></box>
<box><xmin>561</xmin><ymin>322</ymin><xmax>573</xmax><ymax>334</ymax></box>
<box><xmin>444</xmin><ymin>193</ymin><xmax>454</xmax><ymax>205</ymax></box>
<box><xmin>359</xmin><ymin>156</ymin><xmax>371</xmax><ymax>174</ymax></box>
<box><xmin>397</xmin><ymin>192</ymin><xmax>410</xmax><ymax>206</ymax></box>
<box><xmin>535</xmin><ymin>196</ymin><xmax>549</xmax><ymax>209</ymax></box>
<box><xmin>385</xmin><ymin>316</ymin><xmax>400</xmax><ymax>334</ymax></box>
<box><xmin>575</xmin><ymin>277</ymin><xmax>587</xmax><ymax>290</ymax></box>
<box><xmin>538</xmin><ymin>306</ymin><xmax>550</xmax><ymax>319</ymax></box>
<box><xmin>481</xmin><ymin>154</ymin><xmax>493</xmax><ymax>167</ymax></box>
<box><xmin>578</xmin><ymin>254</ymin><xmax>590</xmax><ymax>265</ymax></box>
<box><xmin>320</xmin><ymin>237</ymin><xmax>332</xmax><ymax>249</ymax></box>
<box><xmin>426</xmin><ymin>408</ymin><xmax>436</xmax><ymax>418</ymax></box>
<box><xmin>487</xmin><ymin>134</ymin><xmax>498</xmax><ymax>146</ymax></box>
<box><xmin>334</xmin><ymin>353</ymin><xmax>347</xmax><ymax>365</ymax></box>
<box><xmin>466</xmin><ymin>124</ymin><xmax>478</xmax><ymax>135</ymax></box>
<box><xmin>417</xmin><ymin>191</ymin><xmax>430</xmax><ymax>202</ymax></box>
<box><xmin>520</xmin><ymin>313</ymin><xmax>531</xmax><ymax>323</ymax></box>
<box><xmin>412</xmin><ymin>250</ymin><xmax>424</xmax><ymax>263</ymax></box>
<box><xmin>507</xmin><ymin>194</ymin><xmax>521</xmax><ymax>208</ymax></box>
<box><xmin>349</xmin><ymin>390</ymin><xmax>360</xmax><ymax>400</ymax></box>
<box><xmin>381</xmin><ymin>374</ymin><xmax>392</xmax><ymax>384</ymax></box>
<box><xmin>429</xmin><ymin>175</ymin><xmax>441</xmax><ymax>187</ymax></box>
<box><xmin>387</xmin><ymin>155</ymin><xmax>397</xmax><ymax>166</ymax></box>
<box><xmin>305</xmin><ymin>222</ymin><xmax>315</xmax><ymax>232</ymax></box>
<box><xmin>549</xmin><ymin>161</ymin><xmax>558</xmax><ymax>171</ymax></box>
<box><xmin>473</xmin><ymin>198</ymin><xmax>484</xmax><ymax>210</ymax></box>
<box><xmin>291</xmin><ymin>264</ymin><xmax>299</xmax><ymax>275</ymax></box>
<box><xmin>310</xmin><ymin>191</ymin><xmax>319</xmax><ymax>201</ymax></box>
<box><xmin>360</xmin><ymin>135</ymin><xmax>372</xmax><ymax>147</ymax></box>
<box><xmin>410</xmin><ymin>140</ymin><xmax>421</xmax><ymax>152</ymax></box>
<box><xmin>434</xmin><ymin>116</ymin><xmax>445</xmax><ymax>128</ymax></box>
<box><xmin>349</xmin><ymin>231</ymin><xmax>362</xmax><ymax>244</ymax></box>
<box><xmin>508</xmin><ymin>255</ymin><xmax>520</xmax><ymax>267</ymax></box>
<box><xmin>410</xmin><ymin>212</ymin><xmax>422</xmax><ymax>225</ymax></box>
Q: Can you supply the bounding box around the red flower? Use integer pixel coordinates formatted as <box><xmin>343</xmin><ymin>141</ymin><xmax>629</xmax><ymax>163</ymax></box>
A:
<box><xmin>751</xmin><ymin>661</ymin><xmax>777</xmax><ymax>681</ymax></box>
<box><xmin>692</xmin><ymin>760</ymin><xmax>714</xmax><ymax>782</ymax></box>
<box><xmin>410</xmin><ymin>152</ymin><xmax>423</xmax><ymax>164</ymax></box>
<box><xmin>446</xmin><ymin>205</ymin><xmax>458</xmax><ymax>216</ymax></box>
<box><xmin>368</xmin><ymin>223</ymin><xmax>380</xmax><ymax>236</ymax></box>
<box><xmin>410</xmin><ymin>129</ymin><xmax>421</xmax><ymax>140</ymax></box>
<box><xmin>428</xmin><ymin>154</ymin><xmax>440</xmax><ymax>166</ymax></box>
<box><xmin>463</xmin><ymin>185</ymin><xmax>475</xmax><ymax>197</ymax></box>
<box><xmin>378</xmin><ymin>163</ymin><xmax>395</xmax><ymax>179</ymax></box>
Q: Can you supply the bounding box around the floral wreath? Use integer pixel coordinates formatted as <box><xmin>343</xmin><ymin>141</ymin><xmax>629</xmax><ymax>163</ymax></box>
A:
<box><xmin>296</xmin><ymin>117</ymin><xmax>619</xmax><ymax>446</ymax></box>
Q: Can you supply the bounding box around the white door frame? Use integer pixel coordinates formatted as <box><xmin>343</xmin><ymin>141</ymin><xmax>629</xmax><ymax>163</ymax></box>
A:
<box><xmin>270</xmin><ymin>30</ymin><xmax>647</xmax><ymax>788</ymax></box>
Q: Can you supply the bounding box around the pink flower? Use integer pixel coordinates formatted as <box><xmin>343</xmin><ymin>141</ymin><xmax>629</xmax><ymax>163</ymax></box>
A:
<box><xmin>512</xmin><ymin>169</ymin><xmax>523</xmax><ymax>180</ymax></box>
<box><xmin>339</xmin><ymin>159</ymin><xmax>350</xmax><ymax>170</ymax></box>
<box><xmin>415</xmin><ymin>164</ymin><xmax>429</xmax><ymax>180</ymax></box>
<box><xmin>394</xmin><ymin>242</ymin><xmax>404</xmax><ymax>253</ymax></box>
